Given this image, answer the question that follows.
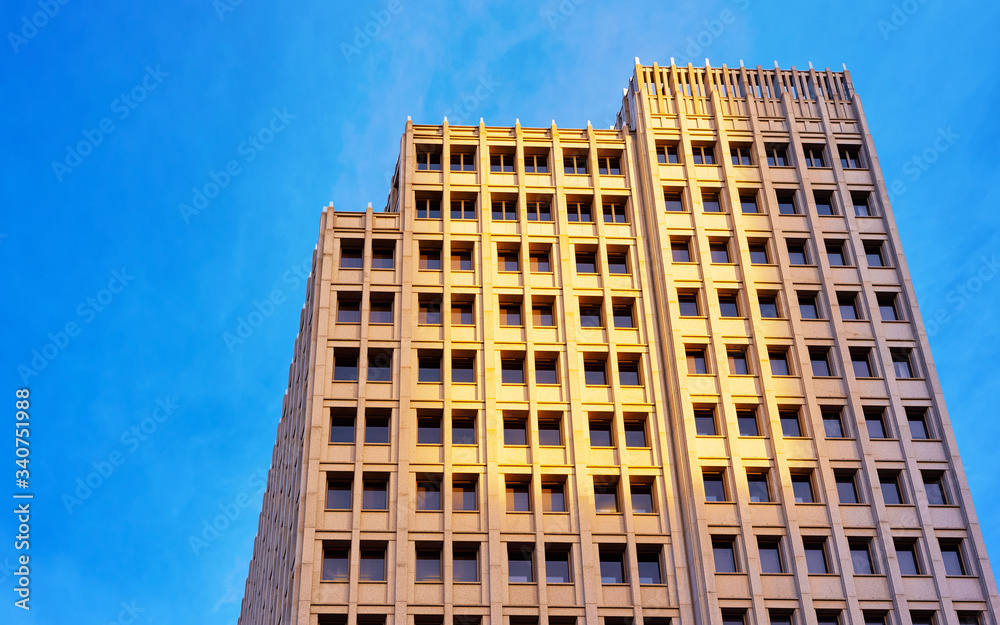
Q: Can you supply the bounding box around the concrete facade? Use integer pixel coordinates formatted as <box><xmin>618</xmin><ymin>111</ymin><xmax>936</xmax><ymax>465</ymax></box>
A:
<box><xmin>238</xmin><ymin>61</ymin><xmax>999</xmax><ymax>625</ymax></box>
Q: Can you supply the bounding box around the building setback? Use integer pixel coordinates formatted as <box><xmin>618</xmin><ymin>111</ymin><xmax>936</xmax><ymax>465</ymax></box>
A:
<box><xmin>238</xmin><ymin>60</ymin><xmax>1000</xmax><ymax>625</ymax></box>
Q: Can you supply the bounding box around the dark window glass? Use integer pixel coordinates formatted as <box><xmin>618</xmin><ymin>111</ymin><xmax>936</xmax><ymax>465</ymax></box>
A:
<box><xmin>637</xmin><ymin>549</ymin><xmax>662</xmax><ymax>584</ymax></box>
<box><xmin>713</xmin><ymin>539</ymin><xmax>737</xmax><ymax>573</ymax></box>
<box><xmin>747</xmin><ymin>473</ymin><xmax>771</xmax><ymax>502</ymax></box>
<box><xmin>850</xmin><ymin>540</ymin><xmax>875</xmax><ymax>575</ymax></box>
<box><xmin>504</xmin><ymin>420</ymin><xmax>527</xmax><ymax>446</ymax></box>
<box><xmin>417</xmin><ymin>416</ymin><xmax>442</xmax><ymax>445</ymax></box>
<box><xmin>545</xmin><ymin>547</ymin><xmax>572</xmax><ymax>583</ymax></box>
<box><xmin>506</xmin><ymin>481</ymin><xmax>531</xmax><ymax>512</ymax></box>
<box><xmin>780</xmin><ymin>410</ymin><xmax>802</xmax><ymax>437</ymax></box>
<box><xmin>507</xmin><ymin>546</ymin><xmax>534</xmax><ymax>583</ymax></box>
<box><xmin>538</xmin><ymin>419</ymin><xmax>562</xmax><ymax>445</ymax></box>
<box><xmin>758</xmin><ymin>539</ymin><xmax>784</xmax><ymax>573</ymax></box>
<box><xmin>454</xmin><ymin>546</ymin><xmax>479</xmax><ymax>582</ymax></box>
<box><xmin>594</xmin><ymin>482</ymin><xmax>619</xmax><ymax>513</ymax></box>
<box><xmin>323</xmin><ymin>547</ymin><xmax>349</xmax><ymax>581</ymax></box>
<box><xmin>543</xmin><ymin>482</ymin><xmax>566</xmax><ymax>512</ymax></box>
<box><xmin>804</xmin><ymin>541</ymin><xmax>829</xmax><ymax>574</ymax></box>
<box><xmin>362</xmin><ymin>480</ymin><xmax>388</xmax><ymax>510</ymax></box>
<box><xmin>453</xmin><ymin>417</ymin><xmax>476</xmax><ymax>445</ymax></box>
<box><xmin>791</xmin><ymin>474</ymin><xmax>815</xmax><ymax>503</ymax></box>
<box><xmin>624</xmin><ymin>420</ymin><xmax>647</xmax><ymax>447</ymax></box>
<box><xmin>631</xmin><ymin>482</ymin><xmax>655</xmax><ymax>514</ymax></box>
<box><xmin>695</xmin><ymin>409</ymin><xmax>717</xmax><ymax>436</ymax></box>
<box><xmin>453</xmin><ymin>480</ymin><xmax>477</xmax><ymax>511</ymax></box>
<box><xmin>704</xmin><ymin>473</ymin><xmax>727</xmax><ymax>502</ymax></box>
<box><xmin>330</xmin><ymin>415</ymin><xmax>355</xmax><ymax>444</ymax></box>
<box><xmin>326</xmin><ymin>479</ymin><xmax>352</xmax><ymax>509</ymax></box>
<box><xmin>599</xmin><ymin>548</ymin><xmax>626</xmax><ymax>583</ymax></box>
<box><xmin>836</xmin><ymin>473</ymin><xmax>860</xmax><ymax>504</ymax></box>
<box><xmin>417</xmin><ymin>479</ymin><xmax>442</xmax><ymax>511</ymax></box>
<box><xmin>678</xmin><ymin>293</ymin><xmax>700</xmax><ymax>316</ymax></box>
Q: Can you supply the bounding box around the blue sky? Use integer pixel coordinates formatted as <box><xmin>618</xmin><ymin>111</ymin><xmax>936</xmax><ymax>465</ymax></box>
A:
<box><xmin>2</xmin><ymin>1</ymin><xmax>998</xmax><ymax>622</ymax></box>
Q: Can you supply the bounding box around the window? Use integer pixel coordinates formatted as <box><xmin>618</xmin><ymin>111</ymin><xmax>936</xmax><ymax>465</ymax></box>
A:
<box><xmin>810</xmin><ymin>347</ymin><xmax>833</xmax><ymax>377</ymax></box>
<box><xmin>826</xmin><ymin>240</ymin><xmax>849</xmax><ymax>266</ymax></box>
<box><xmin>418</xmin><ymin>353</ymin><xmax>441</xmax><ymax>383</ymax></box>
<box><xmin>607</xmin><ymin>251</ymin><xmax>630</xmax><ymax>274</ymax></box>
<box><xmin>563</xmin><ymin>154</ymin><xmax>588</xmax><ymax>174</ymax></box>
<box><xmin>326</xmin><ymin>475</ymin><xmax>352</xmax><ymax>509</ymax></box>
<box><xmin>362</xmin><ymin>477</ymin><xmax>388</xmax><ymax>510</ymax></box>
<box><xmin>420</xmin><ymin>245</ymin><xmax>442</xmax><ymax>270</ymax></box>
<box><xmin>545</xmin><ymin>545</ymin><xmax>572</xmax><ymax>583</ymax></box>
<box><xmin>419</xmin><ymin>297</ymin><xmax>443</xmax><ymax>325</ymax></box>
<box><xmin>838</xmin><ymin>292</ymin><xmax>862</xmax><ymax>320</ymax></box>
<box><xmin>780</xmin><ymin>409</ymin><xmax>803</xmax><ymax>437</ymax></box>
<box><xmin>804</xmin><ymin>539</ymin><xmax>830</xmax><ymax>574</ymax></box>
<box><xmin>451</xmin><ymin>150</ymin><xmax>475</xmax><ymax>172</ymax></box>
<box><xmin>452</xmin><ymin>354</ymin><xmax>475</xmax><ymax>383</ymax></box>
<box><xmin>526</xmin><ymin>199</ymin><xmax>552</xmax><ymax>221</ymax></box>
<box><xmin>776</xmin><ymin>191</ymin><xmax>798</xmax><ymax>215</ymax></box>
<box><xmin>589</xmin><ymin>416</ymin><xmax>614</xmax><ymax>447</ymax></box>
<box><xmin>731</xmin><ymin>145</ymin><xmax>753</xmax><ymax>166</ymax></box>
<box><xmin>599</xmin><ymin>546</ymin><xmax>627</xmax><ymax>583</ymax></box>
<box><xmin>678</xmin><ymin>291</ymin><xmax>701</xmax><ymax>316</ymax></box>
<box><xmin>722</xmin><ymin>612</ymin><xmax>747</xmax><ymax>625</ymax></box>
<box><xmin>671</xmin><ymin>238</ymin><xmax>692</xmax><ymax>262</ymax></box>
<box><xmin>702</xmin><ymin>191</ymin><xmax>722</xmax><ymax>213</ymax></box>
<box><xmin>940</xmin><ymin>541</ymin><xmax>968</xmax><ymax>576</ymax></box>
<box><xmin>416</xmin><ymin>146</ymin><xmax>441</xmax><ymax>171</ymax></box>
<box><xmin>663</xmin><ymin>191</ymin><xmax>685</xmax><ymax>212</ymax></box>
<box><xmin>330</xmin><ymin>409</ymin><xmax>355</xmax><ymax>444</ymax></box>
<box><xmin>877</xmin><ymin>293</ymin><xmax>901</xmax><ymax>321</ymax></box>
<box><xmin>367</xmin><ymin>349</ymin><xmax>392</xmax><ymax>382</ymax></box>
<box><xmin>907</xmin><ymin>408</ymin><xmax>931</xmax><ymax>439</ymax></box>
<box><xmin>417</xmin><ymin>413</ymin><xmax>441</xmax><ymax>445</ymax></box>
<box><xmin>365</xmin><ymin>410</ymin><xmax>390</xmax><ymax>444</ymax></box>
<box><xmin>749</xmin><ymin>241</ymin><xmax>770</xmax><ymax>264</ymax></box>
<box><xmin>597</xmin><ymin>155</ymin><xmax>621</xmax><ymax>175</ymax></box>
<box><xmin>579</xmin><ymin>302</ymin><xmax>602</xmax><ymax>327</ymax></box>
<box><xmin>451</xmin><ymin>299</ymin><xmax>474</xmax><ymax>325</ymax></box>
<box><xmin>923</xmin><ymin>472</ymin><xmax>949</xmax><ymax>505</ymax></box>
<box><xmin>758</xmin><ymin>538</ymin><xmax>785</xmax><ymax>573</ymax></box>
<box><xmin>835</xmin><ymin>472</ymin><xmax>860</xmax><ymax>504</ymax></box>
<box><xmin>416</xmin><ymin>195</ymin><xmax>442</xmax><ymax>219</ymax></box>
<box><xmin>498</xmin><ymin>248</ymin><xmax>520</xmax><ymax>272</ymax></box>
<box><xmin>814</xmin><ymin>191</ymin><xmax>836</xmax><ymax>216</ymax></box>
<box><xmin>584</xmin><ymin>358</ymin><xmax>608</xmax><ymax>385</ymax></box>
<box><xmin>692</xmin><ymin>144</ymin><xmax>716</xmax><ymax>164</ymax></box>
<box><xmin>334</xmin><ymin>350</ymin><xmax>359</xmax><ymax>381</ymax></box>
<box><xmin>452</xmin><ymin>477</ymin><xmax>477</xmax><ymax>510</ymax></box>
<box><xmin>740</xmin><ymin>192</ymin><xmax>760</xmax><ymax>214</ymax></box>
<box><xmin>768</xmin><ymin>348</ymin><xmax>791</xmax><ymax>376</ymax></box>
<box><xmin>657</xmin><ymin>144</ymin><xmax>679</xmax><ymax>163</ymax></box>
<box><xmin>501</xmin><ymin>357</ymin><xmax>525</xmax><ymax>384</ymax></box>
<box><xmin>575</xmin><ymin>250</ymin><xmax>597</xmax><ymax>273</ymax></box>
<box><xmin>892</xmin><ymin>348</ymin><xmax>916</xmax><ymax>378</ymax></box>
<box><xmin>452</xmin><ymin>415</ymin><xmax>476</xmax><ymax>445</ymax></box>
<box><xmin>850</xmin><ymin>539</ymin><xmax>875</xmax><ymax>574</ymax></box>
<box><xmin>880</xmin><ymin>471</ymin><xmax>905</xmax><ymax>505</ymax></box>
<box><xmin>850</xmin><ymin>348</ymin><xmax>875</xmax><ymax>378</ymax></box>
<box><xmin>506</xmin><ymin>478</ymin><xmax>531</xmax><ymax>512</ymax></box>
<box><xmin>619</xmin><ymin>358</ymin><xmax>641</xmax><ymax>386</ymax></box>
<box><xmin>613</xmin><ymin>302</ymin><xmax>636</xmax><ymax>328</ymax></box>
<box><xmin>766</xmin><ymin>144</ymin><xmax>789</xmax><ymax>167</ymax></box>
<box><xmin>602</xmin><ymin>201</ymin><xmax>628</xmax><ymax>223</ymax></box>
<box><xmin>323</xmin><ymin>544</ymin><xmax>350</xmax><ymax>581</ymax></box>
<box><xmin>910</xmin><ymin>615</ymin><xmax>935</xmax><ymax>625</ymax></box>
<box><xmin>895</xmin><ymin>540</ymin><xmax>922</xmax><ymax>575</ymax></box>
<box><xmin>737</xmin><ymin>409</ymin><xmax>759</xmax><ymax>436</ymax></box>
<box><xmin>538</xmin><ymin>415</ymin><xmax>562</xmax><ymax>445</ymax></box>
<box><xmin>369</xmin><ymin>295</ymin><xmax>393</xmax><ymax>324</ymax></box>
<box><xmin>504</xmin><ymin>417</ymin><xmax>528</xmax><ymax>446</ymax></box>
<box><xmin>759</xmin><ymin>293</ymin><xmax>780</xmax><ymax>318</ymax></box>
<box><xmin>704</xmin><ymin>472</ymin><xmax>728</xmax><ymax>502</ymax></box>
<box><xmin>529</xmin><ymin>248</ymin><xmax>551</xmax><ymax>272</ymax></box>
<box><xmin>695</xmin><ymin>408</ymin><xmax>717</xmax><ymax>436</ymax></box>
<box><xmin>499</xmin><ymin>301</ymin><xmax>523</xmax><ymax>327</ymax></box>
<box><xmin>770</xmin><ymin>611</ymin><xmax>794</xmax><ymax>625</ymax></box>
<box><xmin>631</xmin><ymin>480</ymin><xmax>655</xmax><ymax>514</ymax></box>
<box><xmin>791</xmin><ymin>473</ymin><xmax>816</xmax><ymax>503</ymax></box>
<box><xmin>624</xmin><ymin>417</ymin><xmax>648</xmax><ymax>447</ymax></box>
<box><xmin>450</xmin><ymin>198</ymin><xmax>476</xmax><ymax>220</ymax></box>
<box><xmin>709</xmin><ymin>240</ymin><xmax>731</xmax><ymax>263</ymax></box>
<box><xmin>524</xmin><ymin>151</ymin><xmax>548</xmax><ymax>173</ymax></box>
<box><xmin>566</xmin><ymin>200</ymin><xmax>593</xmax><ymax>222</ymax></box>
<box><xmin>957</xmin><ymin>614</ymin><xmax>982</xmax><ymax>625</ymax></box>
<box><xmin>713</xmin><ymin>538</ymin><xmax>738</xmax><ymax>572</ymax></box>
<box><xmin>803</xmin><ymin>145</ymin><xmax>826</xmax><ymax>167</ymax></box>
<box><xmin>453</xmin><ymin>544</ymin><xmax>480</xmax><ymax>582</ymax></box>
<box><xmin>864</xmin><ymin>407</ymin><xmax>888</xmax><ymax>439</ymax></box>
<box><xmin>535</xmin><ymin>357</ymin><xmax>559</xmax><ymax>385</ymax></box>
<box><xmin>839</xmin><ymin>146</ymin><xmax>864</xmax><ymax>169</ymax></box>
<box><xmin>594</xmin><ymin>480</ymin><xmax>620</xmax><ymax>513</ymax></box>
<box><xmin>542</xmin><ymin>481</ymin><xmax>566</xmax><ymax>512</ymax></box>
<box><xmin>417</xmin><ymin>477</ymin><xmax>442</xmax><ymax>511</ymax></box>
<box><xmin>637</xmin><ymin>547</ymin><xmax>663</xmax><ymax>584</ymax></box>
<box><xmin>747</xmin><ymin>472</ymin><xmax>771</xmax><ymax>502</ymax></box>
<box><xmin>340</xmin><ymin>242</ymin><xmax>363</xmax><ymax>269</ymax></box>
<box><xmin>822</xmin><ymin>407</ymin><xmax>847</xmax><ymax>438</ymax></box>
<box><xmin>507</xmin><ymin>545</ymin><xmax>534</xmax><ymax>583</ymax></box>
<box><xmin>798</xmin><ymin>292</ymin><xmax>821</xmax><ymax>319</ymax></box>
<box><xmin>729</xmin><ymin>349</ymin><xmax>750</xmax><ymax>375</ymax></box>
<box><xmin>451</xmin><ymin>247</ymin><xmax>473</xmax><ymax>271</ymax></box>
<box><xmin>337</xmin><ymin>293</ymin><xmax>361</xmax><ymax>323</ymax></box>
<box><xmin>786</xmin><ymin>239</ymin><xmax>809</xmax><ymax>265</ymax></box>
<box><xmin>852</xmin><ymin>191</ymin><xmax>875</xmax><ymax>217</ymax></box>
<box><xmin>863</xmin><ymin>613</ymin><xmax>887</xmax><ymax>625</ymax></box>
<box><xmin>865</xmin><ymin>241</ymin><xmax>888</xmax><ymax>267</ymax></box>
<box><xmin>687</xmin><ymin>348</ymin><xmax>709</xmax><ymax>374</ymax></box>
<box><xmin>490</xmin><ymin>152</ymin><xmax>515</xmax><ymax>173</ymax></box>
<box><xmin>718</xmin><ymin>293</ymin><xmax>740</xmax><ymax>317</ymax></box>
<box><xmin>492</xmin><ymin>199</ymin><xmax>517</xmax><ymax>221</ymax></box>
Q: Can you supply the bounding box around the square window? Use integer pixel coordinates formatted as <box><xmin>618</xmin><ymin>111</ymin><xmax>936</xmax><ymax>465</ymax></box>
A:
<box><xmin>766</xmin><ymin>144</ymin><xmax>789</xmax><ymax>167</ymax></box>
<box><xmin>747</xmin><ymin>472</ymin><xmax>771</xmax><ymax>502</ymax></box>
<box><xmin>791</xmin><ymin>473</ymin><xmax>815</xmax><ymax>503</ymax></box>
<box><xmin>759</xmin><ymin>294</ymin><xmax>780</xmax><ymax>318</ymax></box>
<box><xmin>452</xmin><ymin>355</ymin><xmax>475</xmax><ymax>384</ymax></box>
<box><xmin>452</xmin><ymin>416</ymin><xmax>476</xmax><ymax>445</ymax></box>
<box><xmin>419</xmin><ymin>297</ymin><xmax>443</xmax><ymax>325</ymax></box>
<box><xmin>330</xmin><ymin>410</ymin><xmax>355</xmax><ymax>444</ymax></box>
<box><xmin>723</xmin><ymin>612</ymin><xmax>746</xmax><ymax>625</ymax></box>
<box><xmin>907</xmin><ymin>408</ymin><xmax>931</xmax><ymax>439</ymax></box>
<box><xmin>372</xmin><ymin>243</ymin><xmax>395</xmax><ymax>269</ymax></box>
<box><xmin>678</xmin><ymin>292</ymin><xmax>701</xmax><ymax>316</ymax></box>
<box><xmin>814</xmin><ymin>191</ymin><xmax>835</xmax><ymax>215</ymax></box>
<box><xmin>864</xmin><ymin>407</ymin><xmax>888</xmax><ymax>439</ymax></box>
<box><xmin>804</xmin><ymin>539</ymin><xmax>830</xmax><ymax>574</ymax></box>
<box><xmin>743</xmin><ymin>194</ymin><xmax>762</xmax><ymax>215</ymax></box>
<box><xmin>501</xmin><ymin>358</ymin><xmax>525</xmax><ymax>384</ymax></box>
<box><xmin>758</xmin><ymin>538</ymin><xmax>784</xmax><ymax>573</ymax></box>
<box><xmin>524</xmin><ymin>152</ymin><xmax>548</xmax><ymax>173</ymax></box>
<box><xmin>865</xmin><ymin>241</ymin><xmax>888</xmax><ymax>267</ymax></box>
<box><xmin>452</xmin><ymin>478</ymin><xmax>478</xmax><ymax>511</ymax></box>
<box><xmin>532</xmin><ymin>304</ymin><xmax>555</xmax><ymax>327</ymax></box>
<box><xmin>507</xmin><ymin>545</ymin><xmax>534</xmax><ymax>583</ymax></box>
<box><xmin>362</xmin><ymin>478</ymin><xmax>388</xmax><ymax>510</ymax></box>
<box><xmin>334</xmin><ymin>350</ymin><xmax>359</xmax><ymax>381</ymax></box>
<box><xmin>417</xmin><ymin>414</ymin><xmax>442</xmax><ymax>445</ymax></box>
<box><xmin>895</xmin><ymin>540</ymin><xmax>922</xmax><ymax>575</ymax></box>
<box><xmin>367</xmin><ymin>349</ymin><xmax>393</xmax><ymax>382</ymax></box>
<box><xmin>749</xmin><ymin>241</ymin><xmax>770</xmax><ymax>264</ymax></box>
<box><xmin>542</xmin><ymin>482</ymin><xmax>566</xmax><ymax>512</ymax></box>
<box><xmin>580</xmin><ymin>303</ymin><xmax>602</xmax><ymax>327</ymax></box>
<box><xmin>702</xmin><ymin>191</ymin><xmax>722</xmax><ymax>213</ymax></box>
<box><xmin>504</xmin><ymin>418</ymin><xmax>528</xmax><ymax>446</ymax></box>
<box><xmin>822</xmin><ymin>407</ymin><xmax>847</xmax><ymax>438</ymax></box>
<box><xmin>692</xmin><ymin>144</ymin><xmax>716</xmax><ymax>164</ymax></box>
<box><xmin>599</xmin><ymin>547</ymin><xmax>627</xmax><ymax>583</ymax></box>
<box><xmin>798</xmin><ymin>292</ymin><xmax>821</xmax><ymax>319</ymax></box>
<box><xmin>607</xmin><ymin>251</ymin><xmax>630</xmax><ymax>274</ymax></box>
<box><xmin>731</xmin><ymin>145</ymin><xmax>753</xmax><ymax>166</ymax></box>
<box><xmin>420</xmin><ymin>246</ymin><xmax>442</xmax><ymax>270</ymax></box>
<box><xmin>780</xmin><ymin>409</ymin><xmax>803</xmax><ymax>437</ymax></box>
<box><xmin>835</xmin><ymin>472</ymin><xmax>860</xmax><ymax>504</ymax></box>
<box><xmin>687</xmin><ymin>348</ymin><xmax>709</xmax><ymax>375</ymax></box>
<box><xmin>853</xmin><ymin>191</ymin><xmax>875</xmax><ymax>217</ymax></box>
<box><xmin>529</xmin><ymin>249</ymin><xmax>551</xmax><ymax>272</ymax></box>
<box><xmin>566</xmin><ymin>200</ymin><xmax>593</xmax><ymax>222</ymax></box>
<box><xmin>737</xmin><ymin>409</ymin><xmax>759</xmax><ymax>436</ymax></box>
<box><xmin>694</xmin><ymin>408</ymin><xmax>717</xmax><ymax>436</ymax></box>
<box><xmin>336</xmin><ymin>294</ymin><xmax>361</xmax><ymax>323</ymax></box>
<box><xmin>619</xmin><ymin>358</ymin><xmax>641</xmax><ymax>386</ymax></box>
<box><xmin>631</xmin><ymin>481</ymin><xmax>655</xmax><ymax>514</ymax></box>
<box><xmin>704</xmin><ymin>472</ymin><xmax>728</xmax><ymax>502</ymax></box>
<box><xmin>892</xmin><ymin>348</ymin><xmax>916</xmax><ymax>378</ymax></box>
<box><xmin>453</xmin><ymin>545</ymin><xmax>480</xmax><ymax>582</ymax></box>
<box><xmin>450</xmin><ymin>198</ymin><xmax>476</xmax><ymax>221</ymax></box>
<box><xmin>769</xmin><ymin>612</ymin><xmax>793</xmax><ymax>625</ymax></box>
<box><xmin>492</xmin><ymin>200</ymin><xmax>518</xmax><ymax>221</ymax></box>
<box><xmin>851</xmin><ymin>348</ymin><xmax>875</xmax><ymax>378</ymax></box>
<box><xmin>416</xmin><ymin>146</ymin><xmax>442</xmax><ymax>171</ymax></box>
<box><xmin>810</xmin><ymin>347</ymin><xmax>833</xmax><ymax>377</ymax></box>
<box><xmin>940</xmin><ymin>541</ymin><xmax>968</xmax><ymax>576</ymax></box>
<box><xmin>769</xmin><ymin>349</ymin><xmax>791</xmax><ymax>376</ymax></box>
<box><xmin>526</xmin><ymin>200</ymin><xmax>552</xmax><ymax>222</ymax></box>
<box><xmin>729</xmin><ymin>349</ymin><xmax>750</xmax><ymax>375</ymax></box>
<box><xmin>536</xmin><ymin>357</ymin><xmax>559</xmax><ymax>385</ymax></box>
<box><xmin>718</xmin><ymin>293</ymin><xmax>740</xmax><ymax>317</ymax></box>
<box><xmin>416</xmin><ymin>196</ymin><xmax>442</xmax><ymax>219</ymax></box>
<box><xmin>575</xmin><ymin>250</ymin><xmax>597</xmax><ymax>273</ymax></box>
<box><xmin>451</xmin><ymin>247</ymin><xmax>473</xmax><ymax>270</ymax></box>
<box><xmin>498</xmin><ymin>249</ymin><xmax>520</xmax><ymax>272</ymax></box>
<box><xmin>545</xmin><ymin>545</ymin><xmax>572</xmax><ymax>583</ymax></box>
<box><xmin>417</xmin><ymin>477</ymin><xmax>442</xmax><ymax>511</ymax></box>
<box><xmin>451</xmin><ymin>300</ymin><xmax>475</xmax><ymax>325</ymax></box>
<box><xmin>323</xmin><ymin>545</ymin><xmax>350</xmax><ymax>581</ymax></box>
<box><xmin>602</xmin><ymin>202</ymin><xmax>628</xmax><ymax>223</ymax></box>
<box><xmin>663</xmin><ymin>191</ymin><xmax>685</xmax><ymax>212</ymax></box>
<box><xmin>613</xmin><ymin>302</ymin><xmax>636</xmax><ymax>328</ymax></box>
<box><xmin>506</xmin><ymin>479</ymin><xmax>531</xmax><ymax>512</ymax></box>
<box><xmin>490</xmin><ymin>152</ymin><xmax>515</xmax><ymax>173</ymax></box>
<box><xmin>538</xmin><ymin>416</ymin><xmax>562</xmax><ymax>445</ymax></box>
<box><xmin>709</xmin><ymin>241</ymin><xmax>731</xmax><ymax>263</ymax></box>
<box><xmin>880</xmin><ymin>471</ymin><xmax>905</xmax><ymax>505</ymax></box>
<box><xmin>713</xmin><ymin>538</ymin><xmax>738</xmax><ymax>573</ymax></box>
<box><xmin>418</xmin><ymin>354</ymin><xmax>442</xmax><ymax>383</ymax></box>
<box><xmin>594</xmin><ymin>481</ymin><xmax>620</xmax><ymax>513</ymax></box>
<box><xmin>658</xmin><ymin>144</ymin><xmax>680</xmax><ymax>164</ymax></box>
<box><xmin>850</xmin><ymin>539</ymin><xmax>875</xmax><ymax>575</ymax></box>
<box><xmin>923</xmin><ymin>472</ymin><xmax>949</xmax><ymax>505</ymax></box>
<box><xmin>777</xmin><ymin>191</ymin><xmax>798</xmax><ymax>215</ymax></box>
<box><xmin>369</xmin><ymin>295</ymin><xmax>393</xmax><ymax>324</ymax></box>
<box><xmin>804</xmin><ymin>145</ymin><xmax>827</xmax><ymax>168</ymax></box>
<box><xmin>499</xmin><ymin>302</ymin><xmax>522</xmax><ymax>326</ymax></box>
<box><xmin>563</xmin><ymin>154</ymin><xmax>588</xmax><ymax>175</ymax></box>
<box><xmin>671</xmin><ymin>238</ymin><xmax>692</xmax><ymax>263</ymax></box>
<box><xmin>451</xmin><ymin>150</ymin><xmax>476</xmax><ymax>172</ymax></box>
<box><xmin>584</xmin><ymin>359</ymin><xmax>608</xmax><ymax>385</ymax></box>
<box><xmin>637</xmin><ymin>548</ymin><xmax>663</xmax><ymax>584</ymax></box>
<box><xmin>838</xmin><ymin>292</ymin><xmax>862</xmax><ymax>320</ymax></box>
<box><xmin>598</xmin><ymin>155</ymin><xmax>621</xmax><ymax>175</ymax></box>
<box><xmin>340</xmin><ymin>243</ymin><xmax>364</xmax><ymax>269</ymax></box>
<box><xmin>589</xmin><ymin>417</ymin><xmax>614</xmax><ymax>447</ymax></box>
<box><xmin>877</xmin><ymin>293</ymin><xmax>901</xmax><ymax>321</ymax></box>
<box><xmin>326</xmin><ymin>476</ymin><xmax>352</xmax><ymax>510</ymax></box>
<box><xmin>786</xmin><ymin>240</ymin><xmax>809</xmax><ymax>265</ymax></box>
<box><xmin>826</xmin><ymin>240</ymin><xmax>849</xmax><ymax>267</ymax></box>
<box><xmin>839</xmin><ymin>146</ymin><xmax>864</xmax><ymax>169</ymax></box>
<box><xmin>364</xmin><ymin>411</ymin><xmax>390</xmax><ymax>444</ymax></box>
<box><xmin>624</xmin><ymin>418</ymin><xmax>648</xmax><ymax>447</ymax></box>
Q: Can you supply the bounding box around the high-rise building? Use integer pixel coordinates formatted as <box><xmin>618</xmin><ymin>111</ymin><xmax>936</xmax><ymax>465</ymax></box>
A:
<box><xmin>238</xmin><ymin>60</ymin><xmax>999</xmax><ymax>625</ymax></box>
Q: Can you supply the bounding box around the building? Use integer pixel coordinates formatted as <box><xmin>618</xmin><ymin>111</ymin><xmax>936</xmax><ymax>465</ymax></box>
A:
<box><xmin>238</xmin><ymin>60</ymin><xmax>999</xmax><ymax>625</ymax></box>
